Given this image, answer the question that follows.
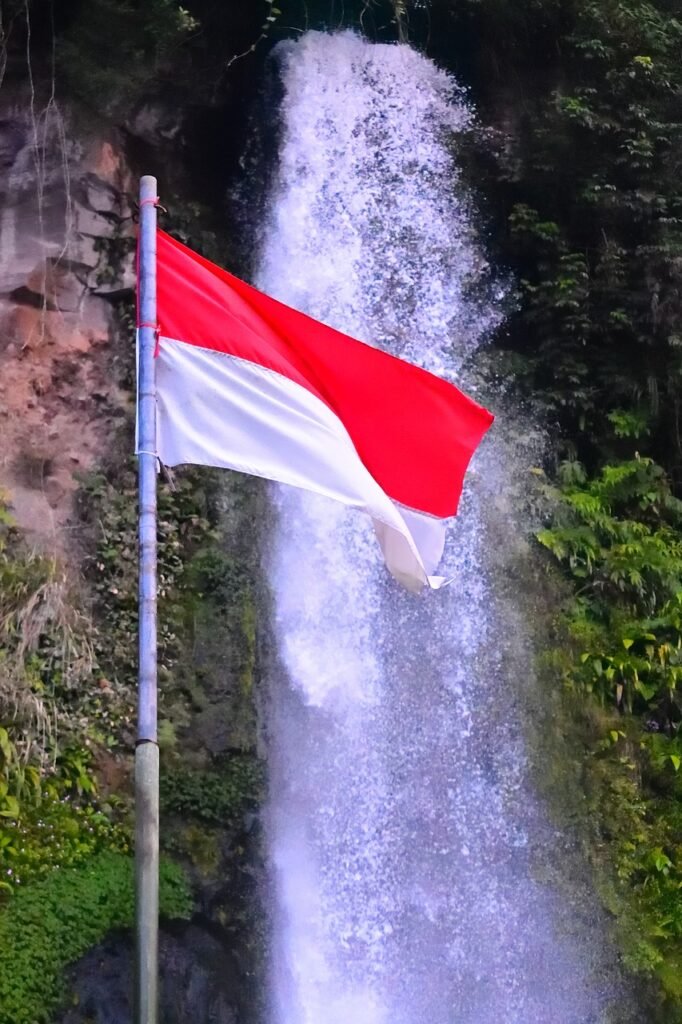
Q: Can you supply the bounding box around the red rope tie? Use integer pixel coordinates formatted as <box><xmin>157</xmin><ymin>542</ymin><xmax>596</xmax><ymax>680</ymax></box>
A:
<box><xmin>137</xmin><ymin>322</ymin><xmax>161</xmax><ymax>357</ymax></box>
<box><xmin>138</xmin><ymin>196</ymin><xmax>168</xmax><ymax>214</ymax></box>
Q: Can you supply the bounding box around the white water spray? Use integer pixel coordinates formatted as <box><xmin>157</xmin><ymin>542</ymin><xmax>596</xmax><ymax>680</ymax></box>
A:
<box><xmin>256</xmin><ymin>32</ymin><xmax>613</xmax><ymax>1024</ymax></box>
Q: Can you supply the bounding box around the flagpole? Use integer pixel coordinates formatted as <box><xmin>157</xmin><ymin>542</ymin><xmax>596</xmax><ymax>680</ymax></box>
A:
<box><xmin>136</xmin><ymin>174</ymin><xmax>159</xmax><ymax>1024</ymax></box>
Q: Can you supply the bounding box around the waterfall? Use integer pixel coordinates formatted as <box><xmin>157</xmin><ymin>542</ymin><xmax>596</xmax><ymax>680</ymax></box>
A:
<box><xmin>254</xmin><ymin>31</ymin><xmax>613</xmax><ymax>1024</ymax></box>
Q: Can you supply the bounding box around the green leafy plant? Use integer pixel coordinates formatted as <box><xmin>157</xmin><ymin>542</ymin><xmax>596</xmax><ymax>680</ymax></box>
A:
<box><xmin>57</xmin><ymin>0</ymin><xmax>199</xmax><ymax>114</ymax></box>
<box><xmin>535</xmin><ymin>455</ymin><xmax>682</xmax><ymax>1002</ymax></box>
<box><xmin>0</xmin><ymin>851</ymin><xmax>192</xmax><ymax>1024</ymax></box>
<box><xmin>0</xmin><ymin>496</ymin><xmax>127</xmax><ymax>887</ymax></box>
<box><xmin>0</xmin><ymin>504</ymin><xmax>95</xmax><ymax>766</ymax></box>
<box><xmin>0</xmin><ymin>794</ymin><xmax>129</xmax><ymax>891</ymax></box>
<box><xmin>160</xmin><ymin>757</ymin><xmax>264</xmax><ymax>826</ymax></box>
<box><xmin>77</xmin><ymin>461</ymin><xmax>220</xmax><ymax>699</ymax></box>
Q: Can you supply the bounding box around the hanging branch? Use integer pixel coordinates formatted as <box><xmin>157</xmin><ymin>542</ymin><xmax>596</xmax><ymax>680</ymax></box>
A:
<box><xmin>225</xmin><ymin>0</ymin><xmax>282</xmax><ymax>70</ymax></box>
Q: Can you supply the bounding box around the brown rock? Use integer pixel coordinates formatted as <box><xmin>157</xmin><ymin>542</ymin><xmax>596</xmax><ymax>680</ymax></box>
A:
<box><xmin>0</xmin><ymin>108</ymin><xmax>133</xmax><ymax>552</ymax></box>
<box><xmin>44</xmin><ymin>475</ymin><xmax>66</xmax><ymax>509</ymax></box>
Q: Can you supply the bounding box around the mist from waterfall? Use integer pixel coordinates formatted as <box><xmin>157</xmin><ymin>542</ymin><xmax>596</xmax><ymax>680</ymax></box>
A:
<box><xmin>254</xmin><ymin>31</ymin><xmax>615</xmax><ymax>1024</ymax></box>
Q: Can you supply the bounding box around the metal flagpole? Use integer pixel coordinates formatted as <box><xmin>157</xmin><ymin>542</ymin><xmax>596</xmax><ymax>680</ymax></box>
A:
<box><xmin>136</xmin><ymin>174</ymin><xmax>159</xmax><ymax>1024</ymax></box>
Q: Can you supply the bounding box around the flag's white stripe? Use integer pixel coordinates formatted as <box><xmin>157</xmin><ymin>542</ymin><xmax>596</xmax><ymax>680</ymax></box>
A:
<box><xmin>156</xmin><ymin>338</ymin><xmax>447</xmax><ymax>592</ymax></box>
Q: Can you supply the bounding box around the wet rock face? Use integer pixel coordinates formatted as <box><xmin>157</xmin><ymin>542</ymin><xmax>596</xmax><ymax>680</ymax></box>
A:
<box><xmin>0</xmin><ymin>108</ymin><xmax>134</xmax><ymax>548</ymax></box>
<box><xmin>57</xmin><ymin>925</ymin><xmax>240</xmax><ymax>1024</ymax></box>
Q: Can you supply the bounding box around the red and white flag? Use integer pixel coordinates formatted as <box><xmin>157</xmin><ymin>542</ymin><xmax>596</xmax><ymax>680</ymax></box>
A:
<box><xmin>151</xmin><ymin>230</ymin><xmax>493</xmax><ymax>592</ymax></box>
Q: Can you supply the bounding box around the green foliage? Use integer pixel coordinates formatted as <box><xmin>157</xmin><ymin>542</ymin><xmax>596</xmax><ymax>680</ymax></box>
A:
<box><xmin>177</xmin><ymin>822</ymin><xmax>222</xmax><ymax>875</ymax></box>
<box><xmin>47</xmin><ymin>0</ymin><xmax>291</xmax><ymax>120</ymax></box>
<box><xmin>57</xmin><ymin>0</ymin><xmax>199</xmax><ymax>113</ymax></box>
<box><xmin>0</xmin><ymin>502</ymin><xmax>95</xmax><ymax>759</ymax></box>
<box><xmin>536</xmin><ymin>456</ymin><xmax>682</xmax><ymax>1004</ymax></box>
<box><xmin>159</xmin><ymin>753</ymin><xmax>263</xmax><ymax>883</ymax></box>
<box><xmin>0</xmin><ymin>795</ymin><xmax>129</xmax><ymax>892</ymax></box>
<box><xmin>537</xmin><ymin>456</ymin><xmax>682</xmax><ymax>611</ymax></box>
<box><xmin>0</xmin><ymin>851</ymin><xmax>192</xmax><ymax>1024</ymax></box>
<box><xmin>574</xmin><ymin>711</ymin><xmax>682</xmax><ymax>984</ymax></box>
<box><xmin>160</xmin><ymin>757</ymin><xmax>263</xmax><ymax>826</ymax></box>
<box><xmin>0</xmin><ymin>495</ymin><xmax>132</xmax><ymax>893</ymax></box>
<box><xmin>608</xmin><ymin>408</ymin><xmax>651</xmax><ymax>439</ymax></box>
<box><xmin>78</xmin><ymin>461</ymin><xmax>220</xmax><ymax>697</ymax></box>
<box><xmin>454</xmin><ymin>0</ymin><xmax>682</xmax><ymax>478</ymax></box>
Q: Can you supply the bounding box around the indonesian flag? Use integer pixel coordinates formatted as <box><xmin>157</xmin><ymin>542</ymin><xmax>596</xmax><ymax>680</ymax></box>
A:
<box><xmin>152</xmin><ymin>230</ymin><xmax>493</xmax><ymax>592</ymax></box>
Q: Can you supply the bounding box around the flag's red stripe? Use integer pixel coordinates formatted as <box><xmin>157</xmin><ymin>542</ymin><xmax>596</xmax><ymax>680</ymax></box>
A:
<box><xmin>156</xmin><ymin>229</ymin><xmax>493</xmax><ymax>518</ymax></box>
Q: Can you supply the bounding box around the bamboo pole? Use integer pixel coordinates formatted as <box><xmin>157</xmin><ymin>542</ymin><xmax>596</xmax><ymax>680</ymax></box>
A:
<box><xmin>136</xmin><ymin>174</ymin><xmax>159</xmax><ymax>1024</ymax></box>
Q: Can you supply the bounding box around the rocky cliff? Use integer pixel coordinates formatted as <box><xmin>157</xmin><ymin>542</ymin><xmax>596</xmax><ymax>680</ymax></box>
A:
<box><xmin>0</xmin><ymin>28</ymin><xmax>267</xmax><ymax>1020</ymax></box>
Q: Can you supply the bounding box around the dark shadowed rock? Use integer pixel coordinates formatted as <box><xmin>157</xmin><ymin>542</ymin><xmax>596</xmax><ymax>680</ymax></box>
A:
<box><xmin>58</xmin><ymin>924</ymin><xmax>241</xmax><ymax>1024</ymax></box>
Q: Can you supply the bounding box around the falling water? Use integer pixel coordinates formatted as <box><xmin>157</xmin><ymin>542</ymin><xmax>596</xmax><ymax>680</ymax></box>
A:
<box><xmin>255</xmin><ymin>32</ymin><xmax>613</xmax><ymax>1024</ymax></box>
